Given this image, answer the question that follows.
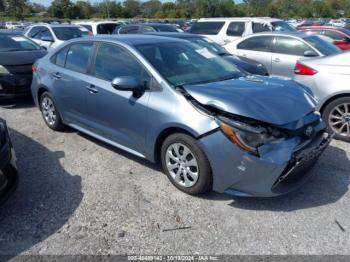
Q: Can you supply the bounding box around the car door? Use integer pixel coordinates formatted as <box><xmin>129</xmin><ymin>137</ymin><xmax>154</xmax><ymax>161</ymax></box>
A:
<box><xmin>272</xmin><ymin>36</ymin><xmax>316</xmax><ymax>78</ymax></box>
<box><xmin>85</xmin><ymin>42</ymin><xmax>151</xmax><ymax>154</ymax></box>
<box><xmin>50</xmin><ymin>42</ymin><xmax>94</xmax><ymax>127</ymax></box>
<box><xmin>235</xmin><ymin>35</ymin><xmax>274</xmax><ymax>73</ymax></box>
<box><xmin>223</xmin><ymin>21</ymin><xmax>246</xmax><ymax>45</ymax></box>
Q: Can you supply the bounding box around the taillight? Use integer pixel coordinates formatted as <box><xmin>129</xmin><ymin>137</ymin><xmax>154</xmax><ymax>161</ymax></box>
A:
<box><xmin>32</xmin><ymin>64</ymin><xmax>37</xmax><ymax>73</ymax></box>
<box><xmin>294</xmin><ymin>62</ymin><xmax>317</xmax><ymax>75</ymax></box>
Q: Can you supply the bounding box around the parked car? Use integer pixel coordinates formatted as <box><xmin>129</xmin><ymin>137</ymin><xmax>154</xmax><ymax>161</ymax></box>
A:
<box><xmin>293</xmin><ymin>52</ymin><xmax>350</xmax><ymax>142</ymax></box>
<box><xmin>0</xmin><ymin>30</ymin><xmax>46</xmax><ymax>98</ymax></box>
<box><xmin>113</xmin><ymin>23</ymin><xmax>183</xmax><ymax>34</ymax></box>
<box><xmin>31</xmin><ymin>35</ymin><xmax>330</xmax><ymax>197</ymax></box>
<box><xmin>73</xmin><ymin>21</ymin><xmax>124</xmax><ymax>35</ymax></box>
<box><xmin>5</xmin><ymin>22</ymin><xmax>24</xmax><ymax>30</ymax></box>
<box><xmin>225</xmin><ymin>32</ymin><xmax>342</xmax><ymax>78</ymax></box>
<box><xmin>0</xmin><ymin>118</ymin><xmax>18</xmax><ymax>205</ymax></box>
<box><xmin>24</xmin><ymin>24</ymin><xmax>90</xmax><ymax>50</ymax></box>
<box><xmin>189</xmin><ymin>17</ymin><xmax>295</xmax><ymax>45</ymax></box>
<box><xmin>298</xmin><ymin>26</ymin><xmax>350</xmax><ymax>50</ymax></box>
<box><xmin>146</xmin><ymin>32</ymin><xmax>268</xmax><ymax>75</ymax></box>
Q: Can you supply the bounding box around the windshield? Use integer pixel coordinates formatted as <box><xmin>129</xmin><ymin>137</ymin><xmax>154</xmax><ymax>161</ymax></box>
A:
<box><xmin>305</xmin><ymin>35</ymin><xmax>342</xmax><ymax>55</ymax></box>
<box><xmin>0</xmin><ymin>35</ymin><xmax>41</xmax><ymax>52</ymax></box>
<box><xmin>135</xmin><ymin>41</ymin><xmax>243</xmax><ymax>87</ymax></box>
<box><xmin>52</xmin><ymin>27</ymin><xmax>85</xmax><ymax>40</ymax></box>
<box><xmin>189</xmin><ymin>37</ymin><xmax>228</xmax><ymax>54</ymax></box>
<box><xmin>271</xmin><ymin>21</ymin><xmax>296</xmax><ymax>32</ymax></box>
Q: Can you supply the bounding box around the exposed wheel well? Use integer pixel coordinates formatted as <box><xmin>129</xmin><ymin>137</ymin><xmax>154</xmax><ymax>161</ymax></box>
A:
<box><xmin>154</xmin><ymin>127</ymin><xmax>196</xmax><ymax>164</ymax></box>
<box><xmin>320</xmin><ymin>93</ymin><xmax>350</xmax><ymax>114</ymax></box>
<box><xmin>37</xmin><ymin>86</ymin><xmax>49</xmax><ymax>106</ymax></box>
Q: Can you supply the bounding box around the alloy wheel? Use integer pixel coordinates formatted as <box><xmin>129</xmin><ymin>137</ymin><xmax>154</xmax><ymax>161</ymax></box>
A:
<box><xmin>41</xmin><ymin>96</ymin><xmax>56</xmax><ymax>126</ymax></box>
<box><xmin>328</xmin><ymin>103</ymin><xmax>350</xmax><ymax>138</ymax></box>
<box><xmin>165</xmin><ymin>143</ymin><xmax>199</xmax><ymax>188</ymax></box>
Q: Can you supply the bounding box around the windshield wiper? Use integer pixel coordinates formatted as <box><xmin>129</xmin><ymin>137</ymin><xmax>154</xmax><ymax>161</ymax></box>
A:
<box><xmin>4</xmin><ymin>48</ymin><xmax>36</xmax><ymax>52</ymax></box>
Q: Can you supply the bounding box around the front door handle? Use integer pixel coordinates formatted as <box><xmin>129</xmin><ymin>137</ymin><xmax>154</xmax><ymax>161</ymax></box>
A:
<box><xmin>52</xmin><ymin>72</ymin><xmax>62</xmax><ymax>79</ymax></box>
<box><xmin>273</xmin><ymin>58</ymin><xmax>280</xmax><ymax>62</ymax></box>
<box><xmin>86</xmin><ymin>84</ymin><xmax>98</xmax><ymax>94</ymax></box>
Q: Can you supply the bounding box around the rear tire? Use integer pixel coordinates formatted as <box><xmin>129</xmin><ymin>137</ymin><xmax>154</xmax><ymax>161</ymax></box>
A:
<box><xmin>40</xmin><ymin>92</ymin><xmax>65</xmax><ymax>131</ymax></box>
<box><xmin>323</xmin><ymin>97</ymin><xmax>350</xmax><ymax>142</ymax></box>
<box><xmin>161</xmin><ymin>133</ymin><xmax>212</xmax><ymax>195</ymax></box>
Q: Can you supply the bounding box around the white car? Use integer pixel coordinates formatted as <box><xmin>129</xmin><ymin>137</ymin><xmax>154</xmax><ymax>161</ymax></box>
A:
<box><xmin>24</xmin><ymin>24</ymin><xmax>90</xmax><ymax>50</ymax></box>
<box><xmin>189</xmin><ymin>17</ymin><xmax>295</xmax><ymax>45</ymax></box>
<box><xmin>72</xmin><ymin>21</ymin><xmax>125</xmax><ymax>35</ymax></box>
<box><xmin>5</xmin><ymin>22</ymin><xmax>24</xmax><ymax>30</ymax></box>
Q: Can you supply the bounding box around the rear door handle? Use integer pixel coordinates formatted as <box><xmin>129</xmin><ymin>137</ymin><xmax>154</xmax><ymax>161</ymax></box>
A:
<box><xmin>52</xmin><ymin>72</ymin><xmax>62</xmax><ymax>79</ymax></box>
<box><xmin>86</xmin><ymin>84</ymin><xmax>98</xmax><ymax>94</ymax></box>
<box><xmin>273</xmin><ymin>58</ymin><xmax>280</xmax><ymax>62</ymax></box>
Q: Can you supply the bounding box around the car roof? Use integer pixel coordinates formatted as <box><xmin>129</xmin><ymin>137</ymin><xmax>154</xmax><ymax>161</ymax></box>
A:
<box><xmin>298</xmin><ymin>26</ymin><xmax>348</xmax><ymax>31</ymax></box>
<box><xmin>245</xmin><ymin>31</ymin><xmax>310</xmax><ymax>38</ymax></box>
<box><xmin>91</xmin><ymin>34</ymin><xmax>185</xmax><ymax>46</ymax></box>
<box><xmin>29</xmin><ymin>24</ymin><xmax>82</xmax><ymax>28</ymax></box>
<box><xmin>198</xmin><ymin>17</ymin><xmax>282</xmax><ymax>22</ymax></box>
<box><xmin>145</xmin><ymin>32</ymin><xmax>201</xmax><ymax>39</ymax></box>
<box><xmin>75</xmin><ymin>21</ymin><xmax>121</xmax><ymax>25</ymax></box>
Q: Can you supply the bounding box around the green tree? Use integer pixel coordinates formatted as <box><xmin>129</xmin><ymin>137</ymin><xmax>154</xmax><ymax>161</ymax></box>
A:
<box><xmin>123</xmin><ymin>0</ymin><xmax>141</xmax><ymax>18</ymax></box>
<box><xmin>48</xmin><ymin>0</ymin><xmax>76</xmax><ymax>19</ymax></box>
<box><xmin>5</xmin><ymin>0</ymin><xmax>27</xmax><ymax>19</ymax></box>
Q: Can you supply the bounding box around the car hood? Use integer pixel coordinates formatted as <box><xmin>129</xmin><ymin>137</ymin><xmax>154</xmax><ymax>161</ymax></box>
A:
<box><xmin>0</xmin><ymin>50</ymin><xmax>47</xmax><ymax>66</ymax></box>
<box><xmin>183</xmin><ymin>76</ymin><xmax>316</xmax><ymax>126</ymax></box>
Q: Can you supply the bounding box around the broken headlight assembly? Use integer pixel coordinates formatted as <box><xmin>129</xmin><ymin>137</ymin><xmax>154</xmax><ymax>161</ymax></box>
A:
<box><xmin>216</xmin><ymin>116</ymin><xmax>285</xmax><ymax>157</ymax></box>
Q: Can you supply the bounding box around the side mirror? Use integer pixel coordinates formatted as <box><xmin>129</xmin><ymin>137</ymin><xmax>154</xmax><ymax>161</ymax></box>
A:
<box><xmin>111</xmin><ymin>76</ymin><xmax>143</xmax><ymax>98</ymax></box>
<box><xmin>41</xmin><ymin>36</ymin><xmax>54</xmax><ymax>42</ymax></box>
<box><xmin>303</xmin><ymin>50</ymin><xmax>318</xmax><ymax>57</ymax></box>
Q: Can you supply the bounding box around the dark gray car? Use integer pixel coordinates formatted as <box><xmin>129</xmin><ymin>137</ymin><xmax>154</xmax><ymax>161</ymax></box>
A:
<box><xmin>31</xmin><ymin>35</ymin><xmax>330</xmax><ymax>197</ymax></box>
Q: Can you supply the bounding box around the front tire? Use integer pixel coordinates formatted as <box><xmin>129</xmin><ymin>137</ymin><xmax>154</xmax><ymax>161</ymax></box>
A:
<box><xmin>323</xmin><ymin>97</ymin><xmax>350</xmax><ymax>142</ymax></box>
<box><xmin>161</xmin><ymin>133</ymin><xmax>212</xmax><ymax>195</ymax></box>
<box><xmin>40</xmin><ymin>92</ymin><xmax>65</xmax><ymax>131</ymax></box>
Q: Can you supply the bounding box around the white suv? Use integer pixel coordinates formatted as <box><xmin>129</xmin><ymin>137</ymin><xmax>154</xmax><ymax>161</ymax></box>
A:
<box><xmin>24</xmin><ymin>24</ymin><xmax>90</xmax><ymax>50</ymax></box>
<box><xmin>189</xmin><ymin>17</ymin><xmax>295</xmax><ymax>45</ymax></box>
<box><xmin>73</xmin><ymin>21</ymin><xmax>125</xmax><ymax>35</ymax></box>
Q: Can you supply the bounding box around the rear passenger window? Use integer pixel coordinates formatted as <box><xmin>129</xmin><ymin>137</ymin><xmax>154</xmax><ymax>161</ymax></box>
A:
<box><xmin>237</xmin><ymin>36</ymin><xmax>273</xmax><ymax>52</ymax></box>
<box><xmin>65</xmin><ymin>42</ymin><xmax>93</xmax><ymax>73</ymax></box>
<box><xmin>275</xmin><ymin>36</ymin><xmax>312</xmax><ymax>56</ymax></box>
<box><xmin>226</xmin><ymin>22</ymin><xmax>245</xmax><ymax>36</ymax></box>
<box><xmin>189</xmin><ymin>22</ymin><xmax>225</xmax><ymax>35</ymax></box>
<box><xmin>252</xmin><ymin>23</ymin><xmax>270</xmax><ymax>33</ymax></box>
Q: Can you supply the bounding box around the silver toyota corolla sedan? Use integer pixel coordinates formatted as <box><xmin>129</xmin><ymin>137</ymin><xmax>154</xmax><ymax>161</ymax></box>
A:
<box><xmin>293</xmin><ymin>51</ymin><xmax>350</xmax><ymax>142</ymax></box>
<box><xmin>31</xmin><ymin>35</ymin><xmax>331</xmax><ymax>197</ymax></box>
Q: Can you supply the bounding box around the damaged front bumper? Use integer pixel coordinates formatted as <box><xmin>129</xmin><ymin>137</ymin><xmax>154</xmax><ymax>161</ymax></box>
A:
<box><xmin>198</xmin><ymin>123</ymin><xmax>331</xmax><ymax>197</ymax></box>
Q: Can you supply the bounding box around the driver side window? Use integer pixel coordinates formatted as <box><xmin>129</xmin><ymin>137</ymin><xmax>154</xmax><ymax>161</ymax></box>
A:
<box><xmin>93</xmin><ymin>43</ymin><xmax>151</xmax><ymax>89</ymax></box>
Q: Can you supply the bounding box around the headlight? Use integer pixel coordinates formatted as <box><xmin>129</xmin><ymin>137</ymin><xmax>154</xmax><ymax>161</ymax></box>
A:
<box><xmin>217</xmin><ymin>116</ymin><xmax>284</xmax><ymax>156</ymax></box>
<box><xmin>0</xmin><ymin>65</ymin><xmax>10</xmax><ymax>76</ymax></box>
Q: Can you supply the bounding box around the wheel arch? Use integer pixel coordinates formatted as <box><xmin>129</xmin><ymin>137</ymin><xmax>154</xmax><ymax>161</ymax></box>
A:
<box><xmin>319</xmin><ymin>92</ymin><xmax>350</xmax><ymax>114</ymax></box>
<box><xmin>153</xmin><ymin>127</ymin><xmax>198</xmax><ymax>164</ymax></box>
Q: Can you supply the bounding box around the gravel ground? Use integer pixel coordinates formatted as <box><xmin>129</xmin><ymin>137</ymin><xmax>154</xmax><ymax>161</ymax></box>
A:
<box><xmin>0</xmin><ymin>97</ymin><xmax>349</xmax><ymax>257</ymax></box>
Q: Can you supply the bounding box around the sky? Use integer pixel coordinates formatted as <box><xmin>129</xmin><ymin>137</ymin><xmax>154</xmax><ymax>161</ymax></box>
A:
<box><xmin>31</xmin><ymin>0</ymin><xmax>241</xmax><ymax>7</ymax></box>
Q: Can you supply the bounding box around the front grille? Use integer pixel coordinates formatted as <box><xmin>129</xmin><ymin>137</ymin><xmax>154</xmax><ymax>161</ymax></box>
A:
<box><xmin>271</xmin><ymin>132</ymin><xmax>331</xmax><ymax>194</ymax></box>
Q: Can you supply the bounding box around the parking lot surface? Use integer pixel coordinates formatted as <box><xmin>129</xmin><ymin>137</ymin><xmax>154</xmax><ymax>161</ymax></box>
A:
<box><xmin>0</xmin><ymin>97</ymin><xmax>349</xmax><ymax>257</ymax></box>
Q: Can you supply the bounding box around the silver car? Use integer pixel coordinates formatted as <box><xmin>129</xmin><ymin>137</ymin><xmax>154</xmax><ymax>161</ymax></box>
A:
<box><xmin>31</xmin><ymin>35</ymin><xmax>330</xmax><ymax>197</ymax></box>
<box><xmin>293</xmin><ymin>52</ymin><xmax>350</xmax><ymax>142</ymax></box>
<box><xmin>225</xmin><ymin>32</ymin><xmax>341</xmax><ymax>78</ymax></box>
